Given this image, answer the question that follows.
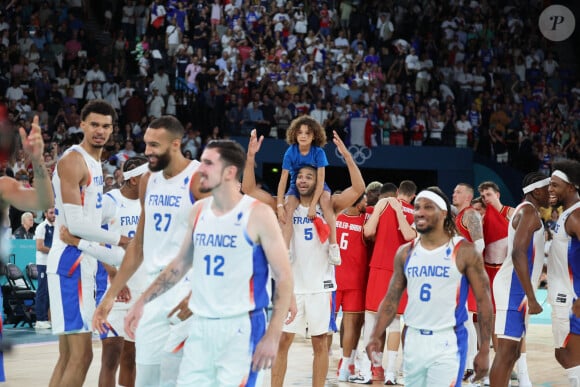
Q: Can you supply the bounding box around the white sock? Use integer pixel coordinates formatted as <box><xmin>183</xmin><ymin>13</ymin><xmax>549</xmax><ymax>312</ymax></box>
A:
<box><xmin>349</xmin><ymin>350</ymin><xmax>356</xmax><ymax>364</ymax></box>
<box><xmin>386</xmin><ymin>350</ymin><xmax>398</xmax><ymax>374</ymax></box>
<box><xmin>567</xmin><ymin>365</ymin><xmax>580</xmax><ymax>387</ymax></box>
<box><xmin>517</xmin><ymin>352</ymin><xmax>529</xmax><ymax>376</ymax></box>
<box><xmin>465</xmin><ymin>312</ymin><xmax>477</xmax><ymax>369</ymax></box>
<box><xmin>341</xmin><ymin>356</ymin><xmax>351</xmax><ymax>370</ymax></box>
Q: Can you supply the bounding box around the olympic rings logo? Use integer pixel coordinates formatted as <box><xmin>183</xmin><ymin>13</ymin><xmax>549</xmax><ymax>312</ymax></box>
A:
<box><xmin>336</xmin><ymin>145</ymin><xmax>372</xmax><ymax>165</ymax></box>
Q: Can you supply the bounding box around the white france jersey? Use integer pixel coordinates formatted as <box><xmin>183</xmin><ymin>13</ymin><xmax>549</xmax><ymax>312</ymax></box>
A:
<box><xmin>189</xmin><ymin>195</ymin><xmax>269</xmax><ymax>318</ymax></box>
<box><xmin>142</xmin><ymin>160</ymin><xmax>200</xmax><ymax>274</ymax></box>
<box><xmin>547</xmin><ymin>201</ymin><xmax>580</xmax><ymax>307</ymax></box>
<box><xmin>290</xmin><ymin>204</ymin><xmax>335</xmax><ymax>294</ymax></box>
<box><xmin>494</xmin><ymin>201</ymin><xmax>545</xmax><ymax>310</ymax></box>
<box><xmin>103</xmin><ymin>189</ymin><xmax>148</xmax><ymax>292</ymax></box>
<box><xmin>48</xmin><ymin>145</ymin><xmax>105</xmax><ymax>274</ymax></box>
<box><xmin>403</xmin><ymin>236</ymin><xmax>469</xmax><ymax>330</ymax></box>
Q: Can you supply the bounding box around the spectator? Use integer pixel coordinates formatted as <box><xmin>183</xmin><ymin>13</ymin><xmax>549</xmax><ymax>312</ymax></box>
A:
<box><xmin>13</xmin><ymin>212</ymin><xmax>35</xmax><ymax>240</ymax></box>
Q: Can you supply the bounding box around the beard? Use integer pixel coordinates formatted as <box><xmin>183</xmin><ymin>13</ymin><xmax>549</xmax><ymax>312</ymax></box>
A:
<box><xmin>148</xmin><ymin>149</ymin><xmax>171</xmax><ymax>172</ymax></box>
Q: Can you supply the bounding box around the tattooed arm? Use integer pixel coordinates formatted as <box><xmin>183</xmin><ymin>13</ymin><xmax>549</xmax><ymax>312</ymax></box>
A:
<box><xmin>365</xmin><ymin>243</ymin><xmax>409</xmax><ymax>359</ymax></box>
<box><xmin>463</xmin><ymin>208</ymin><xmax>484</xmax><ymax>253</ymax></box>
<box><xmin>123</xmin><ymin>202</ymin><xmax>200</xmax><ymax>339</ymax></box>
<box><xmin>459</xmin><ymin>241</ymin><xmax>492</xmax><ymax>380</ymax></box>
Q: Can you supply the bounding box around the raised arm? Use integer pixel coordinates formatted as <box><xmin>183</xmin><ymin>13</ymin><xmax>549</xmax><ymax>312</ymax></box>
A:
<box><xmin>1</xmin><ymin>116</ymin><xmax>53</xmax><ymax>211</ymax></box>
<box><xmin>241</xmin><ymin>129</ymin><xmax>277</xmax><ymax>210</ymax></box>
<box><xmin>331</xmin><ymin>131</ymin><xmax>365</xmax><ymax>213</ymax></box>
<box><xmin>363</xmin><ymin>198</ymin><xmax>389</xmax><ymax>239</ymax></box>
<box><xmin>510</xmin><ymin>204</ymin><xmax>543</xmax><ymax>314</ymax></box>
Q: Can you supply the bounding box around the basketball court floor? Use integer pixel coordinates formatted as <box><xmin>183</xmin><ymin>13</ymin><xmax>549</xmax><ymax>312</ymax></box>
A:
<box><xmin>2</xmin><ymin>319</ymin><xmax>569</xmax><ymax>386</ymax></box>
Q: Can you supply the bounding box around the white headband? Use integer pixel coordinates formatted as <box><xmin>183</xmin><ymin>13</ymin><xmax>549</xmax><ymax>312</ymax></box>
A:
<box><xmin>522</xmin><ymin>177</ymin><xmax>550</xmax><ymax>194</ymax></box>
<box><xmin>415</xmin><ymin>190</ymin><xmax>447</xmax><ymax>211</ymax></box>
<box><xmin>552</xmin><ymin>170</ymin><xmax>571</xmax><ymax>184</ymax></box>
<box><xmin>123</xmin><ymin>163</ymin><xmax>149</xmax><ymax>180</ymax></box>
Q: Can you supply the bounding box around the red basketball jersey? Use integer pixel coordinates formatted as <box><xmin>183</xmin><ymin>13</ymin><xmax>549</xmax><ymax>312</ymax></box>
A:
<box><xmin>335</xmin><ymin>212</ymin><xmax>370</xmax><ymax>290</ymax></box>
<box><xmin>369</xmin><ymin>199</ymin><xmax>414</xmax><ymax>271</ymax></box>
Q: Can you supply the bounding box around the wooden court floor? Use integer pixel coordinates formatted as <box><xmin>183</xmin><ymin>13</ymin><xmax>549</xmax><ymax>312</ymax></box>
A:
<box><xmin>2</xmin><ymin>322</ymin><xmax>569</xmax><ymax>386</ymax></box>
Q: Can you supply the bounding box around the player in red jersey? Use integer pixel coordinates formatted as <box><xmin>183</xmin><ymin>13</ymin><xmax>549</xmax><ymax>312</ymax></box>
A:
<box><xmin>334</xmin><ymin>194</ymin><xmax>371</xmax><ymax>381</ymax></box>
<box><xmin>351</xmin><ymin>181</ymin><xmax>416</xmax><ymax>384</ymax></box>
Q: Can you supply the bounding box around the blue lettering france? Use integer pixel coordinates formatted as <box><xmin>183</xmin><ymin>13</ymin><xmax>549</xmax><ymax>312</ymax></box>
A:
<box><xmin>406</xmin><ymin>265</ymin><xmax>450</xmax><ymax>278</ymax></box>
<box><xmin>148</xmin><ymin>194</ymin><xmax>182</xmax><ymax>207</ymax></box>
<box><xmin>195</xmin><ymin>233</ymin><xmax>238</xmax><ymax>248</ymax></box>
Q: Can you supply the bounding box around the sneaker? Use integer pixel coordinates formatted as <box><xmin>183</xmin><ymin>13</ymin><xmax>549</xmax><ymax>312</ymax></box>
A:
<box><xmin>463</xmin><ymin>369</ymin><xmax>475</xmax><ymax>382</ymax></box>
<box><xmin>517</xmin><ymin>373</ymin><xmax>532</xmax><ymax>387</ymax></box>
<box><xmin>384</xmin><ymin>371</ymin><xmax>397</xmax><ymax>385</ymax></box>
<box><xmin>337</xmin><ymin>361</ymin><xmax>356</xmax><ymax>382</ymax></box>
<box><xmin>396</xmin><ymin>370</ymin><xmax>405</xmax><ymax>385</ymax></box>
<box><xmin>328</xmin><ymin>243</ymin><xmax>342</xmax><ymax>265</ymax></box>
<box><xmin>349</xmin><ymin>371</ymin><xmax>372</xmax><ymax>384</ymax></box>
<box><xmin>482</xmin><ymin>376</ymin><xmax>490</xmax><ymax>386</ymax></box>
<box><xmin>35</xmin><ymin>321</ymin><xmax>51</xmax><ymax>329</ymax></box>
<box><xmin>372</xmin><ymin>365</ymin><xmax>385</xmax><ymax>382</ymax></box>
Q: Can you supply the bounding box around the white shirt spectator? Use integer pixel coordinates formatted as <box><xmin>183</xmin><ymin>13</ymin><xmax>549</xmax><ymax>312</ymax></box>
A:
<box><xmin>86</xmin><ymin>67</ymin><xmax>106</xmax><ymax>83</ymax></box>
<box><xmin>151</xmin><ymin>71</ymin><xmax>170</xmax><ymax>96</ymax></box>
<box><xmin>35</xmin><ymin>218</ymin><xmax>54</xmax><ymax>265</ymax></box>
<box><xmin>472</xmin><ymin>73</ymin><xmax>486</xmax><ymax>92</ymax></box>
<box><xmin>147</xmin><ymin>92</ymin><xmax>165</xmax><ymax>118</ymax></box>
<box><xmin>542</xmin><ymin>58</ymin><xmax>558</xmax><ymax>77</ymax></box>
<box><xmin>455</xmin><ymin>118</ymin><xmax>472</xmax><ymax>147</ymax></box>
<box><xmin>405</xmin><ymin>51</ymin><xmax>420</xmax><ymax>71</ymax></box>
<box><xmin>5</xmin><ymin>85</ymin><xmax>24</xmax><ymax>102</ymax></box>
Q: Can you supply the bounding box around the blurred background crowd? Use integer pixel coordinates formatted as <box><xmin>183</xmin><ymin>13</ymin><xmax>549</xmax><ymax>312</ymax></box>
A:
<box><xmin>0</xmin><ymin>0</ymin><xmax>579</xmax><ymax>231</ymax></box>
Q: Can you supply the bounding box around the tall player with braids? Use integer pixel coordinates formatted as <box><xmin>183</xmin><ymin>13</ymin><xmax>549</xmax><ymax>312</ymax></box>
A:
<box><xmin>367</xmin><ymin>187</ymin><xmax>493</xmax><ymax>386</ymax></box>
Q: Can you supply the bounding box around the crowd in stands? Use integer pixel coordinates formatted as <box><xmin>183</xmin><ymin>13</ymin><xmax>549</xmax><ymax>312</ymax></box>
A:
<box><xmin>1</xmin><ymin>0</ymin><xmax>580</xmax><ymax>212</ymax></box>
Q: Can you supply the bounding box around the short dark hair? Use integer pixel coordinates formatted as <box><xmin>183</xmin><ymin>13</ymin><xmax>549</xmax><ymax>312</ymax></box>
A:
<box><xmin>380</xmin><ymin>182</ymin><xmax>397</xmax><ymax>195</ymax></box>
<box><xmin>123</xmin><ymin>155</ymin><xmax>148</xmax><ymax>173</ymax></box>
<box><xmin>80</xmin><ymin>99</ymin><xmax>117</xmax><ymax>122</ymax></box>
<box><xmin>478</xmin><ymin>181</ymin><xmax>500</xmax><ymax>193</ymax></box>
<box><xmin>148</xmin><ymin>116</ymin><xmax>185</xmax><ymax>140</ymax></box>
<box><xmin>399</xmin><ymin>180</ymin><xmax>417</xmax><ymax>196</ymax></box>
<box><xmin>205</xmin><ymin>140</ymin><xmax>246</xmax><ymax>180</ymax></box>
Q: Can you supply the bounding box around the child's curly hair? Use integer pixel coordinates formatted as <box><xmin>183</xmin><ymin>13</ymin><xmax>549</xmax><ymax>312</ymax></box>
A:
<box><xmin>285</xmin><ymin>116</ymin><xmax>327</xmax><ymax>147</ymax></box>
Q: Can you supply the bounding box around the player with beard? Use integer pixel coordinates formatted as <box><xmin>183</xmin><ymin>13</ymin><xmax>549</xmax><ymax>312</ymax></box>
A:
<box><xmin>93</xmin><ymin>116</ymin><xmax>204</xmax><ymax>387</ymax></box>
<box><xmin>547</xmin><ymin>160</ymin><xmax>580</xmax><ymax>386</ymax></box>
<box><xmin>125</xmin><ymin>140</ymin><xmax>293</xmax><ymax>386</ymax></box>
<box><xmin>366</xmin><ymin>187</ymin><xmax>492</xmax><ymax>386</ymax></box>
<box><xmin>47</xmin><ymin>100</ymin><xmax>130</xmax><ymax>387</ymax></box>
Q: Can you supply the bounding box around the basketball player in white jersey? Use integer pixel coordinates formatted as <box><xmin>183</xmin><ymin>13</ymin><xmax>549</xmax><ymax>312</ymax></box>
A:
<box><xmin>0</xmin><ymin>115</ymin><xmax>54</xmax><ymax>383</ymax></box>
<box><xmin>60</xmin><ymin>156</ymin><xmax>148</xmax><ymax>387</ymax></box>
<box><xmin>241</xmin><ymin>129</ymin><xmax>366</xmax><ymax>387</ymax></box>
<box><xmin>366</xmin><ymin>187</ymin><xmax>493</xmax><ymax>386</ymax></box>
<box><xmin>547</xmin><ymin>160</ymin><xmax>580</xmax><ymax>386</ymax></box>
<box><xmin>125</xmin><ymin>139</ymin><xmax>293</xmax><ymax>386</ymax></box>
<box><xmin>490</xmin><ymin>172</ymin><xmax>550</xmax><ymax>386</ymax></box>
<box><xmin>92</xmin><ymin>116</ymin><xmax>204</xmax><ymax>387</ymax></box>
<box><xmin>47</xmin><ymin>100</ymin><xmax>130</xmax><ymax>387</ymax></box>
